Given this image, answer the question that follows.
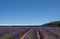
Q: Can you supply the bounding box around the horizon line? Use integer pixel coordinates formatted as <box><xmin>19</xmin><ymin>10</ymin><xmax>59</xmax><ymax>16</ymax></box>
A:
<box><xmin>0</xmin><ymin>24</ymin><xmax>42</xmax><ymax>26</ymax></box>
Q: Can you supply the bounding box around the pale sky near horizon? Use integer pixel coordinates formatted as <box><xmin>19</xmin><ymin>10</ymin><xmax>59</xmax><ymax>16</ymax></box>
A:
<box><xmin>0</xmin><ymin>0</ymin><xmax>60</xmax><ymax>25</ymax></box>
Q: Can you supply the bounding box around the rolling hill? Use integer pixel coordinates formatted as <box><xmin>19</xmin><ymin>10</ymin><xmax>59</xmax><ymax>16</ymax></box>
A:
<box><xmin>42</xmin><ymin>20</ymin><xmax>60</xmax><ymax>27</ymax></box>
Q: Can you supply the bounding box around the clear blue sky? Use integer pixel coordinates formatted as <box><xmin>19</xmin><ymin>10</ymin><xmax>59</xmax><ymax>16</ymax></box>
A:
<box><xmin>0</xmin><ymin>0</ymin><xmax>60</xmax><ymax>25</ymax></box>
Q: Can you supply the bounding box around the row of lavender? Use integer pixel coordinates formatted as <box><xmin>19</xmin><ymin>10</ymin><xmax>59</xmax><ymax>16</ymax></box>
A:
<box><xmin>0</xmin><ymin>27</ymin><xmax>31</xmax><ymax>39</ymax></box>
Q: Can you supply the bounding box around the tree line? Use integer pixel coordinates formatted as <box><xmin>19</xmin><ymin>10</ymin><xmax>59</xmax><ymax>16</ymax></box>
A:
<box><xmin>42</xmin><ymin>20</ymin><xmax>60</xmax><ymax>27</ymax></box>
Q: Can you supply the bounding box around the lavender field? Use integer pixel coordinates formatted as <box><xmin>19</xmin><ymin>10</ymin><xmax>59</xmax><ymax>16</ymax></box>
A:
<box><xmin>0</xmin><ymin>26</ymin><xmax>60</xmax><ymax>39</ymax></box>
